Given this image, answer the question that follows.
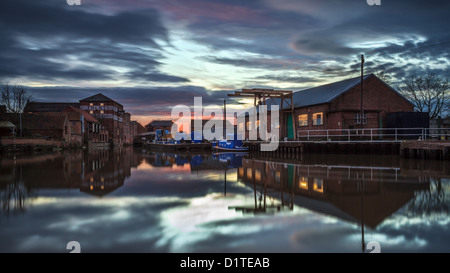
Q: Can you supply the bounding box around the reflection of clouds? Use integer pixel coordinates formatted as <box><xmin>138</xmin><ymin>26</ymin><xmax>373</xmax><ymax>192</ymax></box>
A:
<box><xmin>158</xmin><ymin>193</ymin><xmax>245</xmax><ymax>251</ymax></box>
<box><xmin>0</xmin><ymin>194</ymin><xmax>188</xmax><ymax>252</ymax></box>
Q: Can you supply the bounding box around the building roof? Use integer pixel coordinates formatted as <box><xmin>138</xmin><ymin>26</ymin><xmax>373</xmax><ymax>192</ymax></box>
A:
<box><xmin>63</xmin><ymin>106</ymin><xmax>98</xmax><ymax>123</ymax></box>
<box><xmin>147</xmin><ymin>120</ymin><xmax>173</xmax><ymax>127</ymax></box>
<box><xmin>80</xmin><ymin>93</ymin><xmax>122</xmax><ymax>106</ymax></box>
<box><xmin>24</xmin><ymin>102</ymin><xmax>80</xmax><ymax>113</ymax></box>
<box><xmin>291</xmin><ymin>74</ymin><xmax>372</xmax><ymax>108</ymax></box>
<box><xmin>266</xmin><ymin>73</ymin><xmax>412</xmax><ymax>110</ymax></box>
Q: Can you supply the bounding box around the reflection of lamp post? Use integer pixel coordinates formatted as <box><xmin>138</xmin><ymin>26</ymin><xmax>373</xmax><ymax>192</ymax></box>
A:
<box><xmin>360</xmin><ymin>54</ymin><xmax>365</xmax><ymax>130</ymax></box>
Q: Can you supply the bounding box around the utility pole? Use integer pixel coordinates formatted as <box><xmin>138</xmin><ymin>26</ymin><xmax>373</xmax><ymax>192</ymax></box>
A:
<box><xmin>360</xmin><ymin>54</ymin><xmax>365</xmax><ymax>129</ymax></box>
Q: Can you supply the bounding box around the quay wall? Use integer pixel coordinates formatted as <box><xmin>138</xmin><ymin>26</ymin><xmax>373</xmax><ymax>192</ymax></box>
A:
<box><xmin>245</xmin><ymin>141</ymin><xmax>450</xmax><ymax>161</ymax></box>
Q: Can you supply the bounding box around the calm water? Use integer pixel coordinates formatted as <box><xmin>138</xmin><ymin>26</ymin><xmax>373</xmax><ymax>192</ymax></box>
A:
<box><xmin>1</xmin><ymin>147</ymin><xmax>449</xmax><ymax>253</ymax></box>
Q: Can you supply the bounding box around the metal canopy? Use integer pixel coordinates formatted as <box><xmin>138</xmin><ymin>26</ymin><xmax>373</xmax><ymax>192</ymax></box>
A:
<box><xmin>228</xmin><ymin>88</ymin><xmax>296</xmax><ymax>139</ymax></box>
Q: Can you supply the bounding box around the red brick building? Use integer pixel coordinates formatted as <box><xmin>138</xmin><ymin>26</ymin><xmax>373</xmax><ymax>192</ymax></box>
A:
<box><xmin>21</xmin><ymin>112</ymin><xmax>71</xmax><ymax>143</ymax></box>
<box><xmin>240</xmin><ymin>74</ymin><xmax>415</xmax><ymax>140</ymax></box>
<box><xmin>63</xmin><ymin>106</ymin><xmax>109</xmax><ymax>145</ymax></box>
<box><xmin>79</xmin><ymin>93</ymin><xmax>137</xmax><ymax>146</ymax></box>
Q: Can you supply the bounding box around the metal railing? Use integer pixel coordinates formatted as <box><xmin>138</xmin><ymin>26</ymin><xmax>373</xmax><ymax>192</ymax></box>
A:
<box><xmin>296</xmin><ymin>127</ymin><xmax>450</xmax><ymax>142</ymax></box>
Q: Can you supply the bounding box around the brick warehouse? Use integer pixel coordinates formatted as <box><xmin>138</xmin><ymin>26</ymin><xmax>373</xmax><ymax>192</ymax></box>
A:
<box><xmin>79</xmin><ymin>93</ymin><xmax>137</xmax><ymax>146</ymax></box>
<box><xmin>240</xmin><ymin>73</ymin><xmax>415</xmax><ymax>140</ymax></box>
<box><xmin>20</xmin><ymin>93</ymin><xmax>139</xmax><ymax>147</ymax></box>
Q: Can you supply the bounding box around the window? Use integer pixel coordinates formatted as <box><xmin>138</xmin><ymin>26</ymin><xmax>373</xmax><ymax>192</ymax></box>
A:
<box><xmin>256</xmin><ymin>120</ymin><xmax>260</xmax><ymax>129</ymax></box>
<box><xmin>355</xmin><ymin>113</ymin><xmax>367</xmax><ymax>124</ymax></box>
<box><xmin>89</xmin><ymin>103</ymin><xmax>93</xmax><ymax>106</ymax></box>
<box><xmin>238</xmin><ymin>123</ymin><xmax>244</xmax><ymax>132</ymax></box>
<box><xmin>298</xmin><ymin>114</ymin><xmax>308</xmax><ymax>126</ymax></box>
<box><xmin>299</xmin><ymin>177</ymin><xmax>308</xmax><ymax>190</ymax></box>
<box><xmin>100</xmin><ymin>103</ymin><xmax>104</xmax><ymax>106</ymax></box>
<box><xmin>246</xmin><ymin>121</ymin><xmax>252</xmax><ymax>130</ymax></box>
<box><xmin>90</xmin><ymin>110</ymin><xmax>93</xmax><ymax>114</ymax></box>
<box><xmin>313</xmin><ymin>178</ymin><xmax>323</xmax><ymax>193</ymax></box>
<box><xmin>255</xmin><ymin>169</ymin><xmax>261</xmax><ymax>181</ymax></box>
<box><xmin>238</xmin><ymin>167</ymin><xmax>244</xmax><ymax>177</ymax></box>
<box><xmin>312</xmin><ymin>112</ymin><xmax>323</xmax><ymax>125</ymax></box>
<box><xmin>100</xmin><ymin>110</ymin><xmax>104</xmax><ymax>114</ymax></box>
<box><xmin>246</xmin><ymin>168</ymin><xmax>253</xmax><ymax>179</ymax></box>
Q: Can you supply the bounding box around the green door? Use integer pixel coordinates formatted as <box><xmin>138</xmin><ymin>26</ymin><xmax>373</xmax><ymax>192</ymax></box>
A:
<box><xmin>287</xmin><ymin>165</ymin><xmax>294</xmax><ymax>188</ymax></box>
<box><xmin>286</xmin><ymin>114</ymin><xmax>294</xmax><ymax>140</ymax></box>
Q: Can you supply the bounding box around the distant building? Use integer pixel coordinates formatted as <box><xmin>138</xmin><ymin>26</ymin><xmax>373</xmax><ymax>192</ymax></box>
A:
<box><xmin>145</xmin><ymin>120</ymin><xmax>173</xmax><ymax>132</ymax></box>
<box><xmin>79</xmin><ymin>93</ymin><xmax>137</xmax><ymax>146</ymax></box>
<box><xmin>63</xmin><ymin>106</ymin><xmax>109</xmax><ymax>146</ymax></box>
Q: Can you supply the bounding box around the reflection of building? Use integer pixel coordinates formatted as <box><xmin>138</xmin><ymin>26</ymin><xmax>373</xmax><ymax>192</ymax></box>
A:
<box><xmin>237</xmin><ymin>158</ymin><xmax>429</xmax><ymax>228</ymax></box>
<box><xmin>0</xmin><ymin>147</ymin><xmax>141</xmax><ymax>198</ymax></box>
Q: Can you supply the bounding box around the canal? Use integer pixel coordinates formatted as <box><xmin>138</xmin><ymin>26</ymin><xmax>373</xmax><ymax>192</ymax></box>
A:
<box><xmin>0</xmin><ymin>147</ymin><xmax>449</xmax><ymax>253</ymax></box>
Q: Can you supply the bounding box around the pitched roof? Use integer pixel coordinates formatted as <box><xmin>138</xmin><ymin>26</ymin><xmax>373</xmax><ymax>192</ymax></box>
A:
<box><xmin>291</xmin><ymin>74</ymin><xmax>372</xmax><ymax>108</ymax></box>
<box><xmin>80</xmin><ymin>93</ymin><xmax>122</xmax><ymax>106</ymax></box>
<box><xmin>63</xmin><ymin>106</ymin><xmax>98</xmax><ymax>123</ymax></box>
<box><xmin>267</xmin><ymin>73</ymin><xmax>412</xmax><ymax>109</ymax></box>
<box><xmin>147</xmin><ymin>120</ymin><xmax>173</xmax><ymax>127</ymax></box>
<box><xmin>24</xmin><ymin>102</ymin><xmax>80</xmax><ymax>112</ymax></box>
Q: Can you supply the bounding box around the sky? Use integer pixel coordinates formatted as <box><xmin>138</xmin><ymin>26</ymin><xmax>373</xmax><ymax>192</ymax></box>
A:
<box><xmin>0</xmin><ymin>0</ymin><xmax>449</xmax><ymax>125</ymax></box>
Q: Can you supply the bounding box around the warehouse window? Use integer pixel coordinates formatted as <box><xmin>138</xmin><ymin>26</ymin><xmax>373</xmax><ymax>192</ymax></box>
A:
<box><xmin>298</xmin><ymin>114</ymin><xmax>308</xmax><ymax>126</ymax></box>
<box><xmin>312</xmin><ymin>112</ymin><xmax>323</xmax><ymax>125</ymax></box>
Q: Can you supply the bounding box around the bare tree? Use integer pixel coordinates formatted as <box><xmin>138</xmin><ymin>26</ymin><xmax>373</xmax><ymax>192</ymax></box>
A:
<box><xmin>0</xmin><ymin>83</ymin><xmax>32</xmax><ymax>113</ymax></box>
<box><xmin>399</xmin><ymin>73</ymin><xmax>449</xmax><ymax>120</ymax></box>
<box><xmin>375</xmin><ymin>71</ymin><xmax>392</xmax><ymax>85</ymax></box>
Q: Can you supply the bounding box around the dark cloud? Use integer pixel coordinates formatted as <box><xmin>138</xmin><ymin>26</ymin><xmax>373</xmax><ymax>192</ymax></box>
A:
<box><xmin>0</xmin><ymin>0</ymin><xmax>187</xmax><ymax>84</ymax></box>
<box><xmin>25</xmin><ymin>85</ymin><xmax>232</xmax><ymax>120</ymax></box>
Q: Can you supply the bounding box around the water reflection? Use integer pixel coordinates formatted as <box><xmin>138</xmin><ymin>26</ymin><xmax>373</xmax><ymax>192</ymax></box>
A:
<box><xmin>0</xmin><ymin>148</ymin><xmax>141</xmax><ymax>218</ymax></box>
<box><xmin>0</xmin><ymin>148</ymin><xmax>449</xmax><ymax>252</ymax></box>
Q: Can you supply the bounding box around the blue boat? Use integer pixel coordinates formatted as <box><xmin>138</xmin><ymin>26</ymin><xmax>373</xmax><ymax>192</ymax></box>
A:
<box><xmin>212</xmin><ymin>134</ymin><xmax>248</xmax><ymax>151</ymax></box>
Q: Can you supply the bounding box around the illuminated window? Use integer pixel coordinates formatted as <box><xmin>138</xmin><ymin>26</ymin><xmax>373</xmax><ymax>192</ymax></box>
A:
<box><xmin>271</xmin><ymin>122</ymin><xmax>280</xmax><ymax>130</ymax></box>
<box><xmin>90</xmin><ymin>110</ymin><xmax>93</xmax><ymax>114</ymax></box>
<box><xmin>238</xmin><ymin>123</ymin><xmax>244</xmax><ymax>132</ymax></box>
<box><xmin>246</xmin><ymin>121</ymin><xmax>252</xmax><ymax>130</ymax></box>
<box><xmin>238</xmin><ymin>167</ymin><xmax>244</xmax><ymax>177</ymax></box>
<box><xmin>275</xmin><ymin>171</ymin><xmax>281</xmax><ymax>183</ymax></box>
<box><xmin>89</xmin><ymin>103</ymin><xmax>93</xmax><ymax>106</ymax></box>
<box><xmin>100</xmin><ymin>103</ymin><xmax>104</xmax><ymax>106</ymax></box>
<box><xmin>256</xmin><ymin>120</ymin><xmax>260</xmax><ymax>128</ymax></box>
<box><xmin>255</xmin><ymin>169</ymin><xmax>261</xmax><ymax>181</ymax></box>
<box><xmin>246</xmin><ymin>168</ymin><xmax>252</xmax><ymax>179</ymax></box>
<box><xmin>100</xmin><ymin>110</ymin><xmax>104</xmax><ymax>114</ymax></box>
<box><xmin>298</xmin><ymin>114</ymin><xmax>308</xmax><ymax>126</ymax></box>
<box><xmin>299</xmin><ymin>177</ymin><xmax>308</xmax><ymax>190</ymax></box>
<box><xmin>313</xmin><ymin>178</ymin><xmax>323</xmax><ymax>193</ymax></box>
<box><xmin>312</xmin><ymin>112</ymin><xmax>323</xmax><ymax>125</ymax></box>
